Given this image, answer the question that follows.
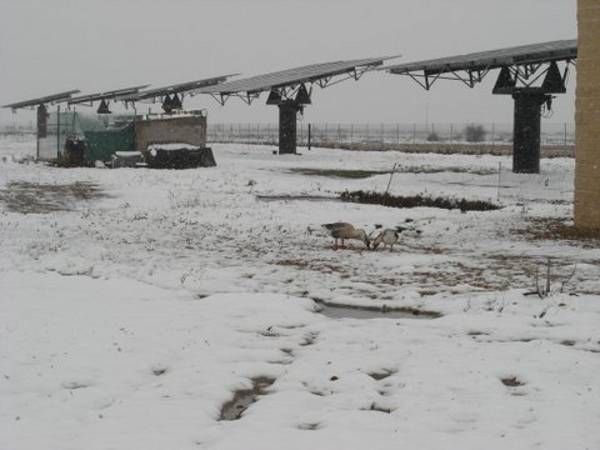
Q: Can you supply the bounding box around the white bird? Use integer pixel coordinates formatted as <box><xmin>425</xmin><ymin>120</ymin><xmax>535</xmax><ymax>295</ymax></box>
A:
<box><xmin>371</xmin><ymin>229</ymin><xmax>400</xmax><ymax>251</ymax></box>
<box><xmin>371</xmin><ymin>225</ymin><xmax>421</xmax><ymax>251</ymax></box>
<box><xmin>321</xmin><ymin>222</ymin><xmax>370</xmax><ymax>250</ymax></box>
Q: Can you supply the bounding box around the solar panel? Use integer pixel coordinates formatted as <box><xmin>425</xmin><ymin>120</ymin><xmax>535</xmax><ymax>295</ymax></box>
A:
<box><xmin>385</xmin><ymin>40</ymin><xmax>576</xmax><ymax>75</ymax></box>
<box><xmin>68</xmin><ymin>84</ymin><xmax>150</xmax><ymax>105</ymax></box>
<box><xmin>199</xmin><ymin>57</ymin><xmax>390</xmax><ymax>95</ymax></box>
<box><xmin>3</xmin><ymin>89</ymin><xmax>81</xmax><ymax>110</ymax></box>
<box><xmin>124</xmin><ymin>74</ymin><xmax>238</xmax><ymax>102</ymax></box>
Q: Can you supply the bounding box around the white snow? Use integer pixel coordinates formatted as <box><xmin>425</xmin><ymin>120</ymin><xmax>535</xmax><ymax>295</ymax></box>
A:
<box><xmin>146</xmin><ymin>143</ymin><xmax>201</xmax><ymax>152</ymax></box>
<box><xmin>114</xmin><ymin>151</ymin><xmax>141</xmax><ymax>157</ymax></box>
<box><xmin>1</xmin><ymin>136</ymin><xmax>599</xmax><ymax>449</ymax></box>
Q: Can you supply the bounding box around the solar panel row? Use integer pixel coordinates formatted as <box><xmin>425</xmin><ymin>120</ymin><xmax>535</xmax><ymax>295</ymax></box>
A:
<box><xmin>68</xmin><ymin>85</ymin><xmax>150</xmax><ymax>105</ymax></box>
<box><xmin>123</xmin><ymin>74</ymin><xmax>239</xmax><ymax>102</ymax></box>
<box><xmin>4</xmin><ymin>90</ymin><xmax>81</xmax><ymax>110</ymax></box>
<box><xmin>384</xmin><ymin>40</ymin><xmax>577</xmax><ymax>75</ymax></box>
<box><xmin>199</xmin><ymin>57</ymin><xmax>388</xmax><ymax>95</ymax></box>
<box><xmin>2</xmin><ymin>40</ymin><xmax>578</xmax><ymax>110</ymax></box>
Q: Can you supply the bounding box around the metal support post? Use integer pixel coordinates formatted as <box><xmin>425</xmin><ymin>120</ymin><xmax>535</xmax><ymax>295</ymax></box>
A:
<box><xmin>512</xmin><ymin>90</ymin><xmax>548</xmax><ymax>173</ymax></box>
<box><xmin>278</xmin><ymin>100</ymin><xmax>300</xmax><ymax>154</ymax></box>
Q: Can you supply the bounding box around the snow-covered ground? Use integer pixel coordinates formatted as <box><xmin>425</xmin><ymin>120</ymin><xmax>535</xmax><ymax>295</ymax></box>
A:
<box><xmin>1</xmin><ymin>136</ymin><xmax>599</xmax><ymax>449</ymax></box>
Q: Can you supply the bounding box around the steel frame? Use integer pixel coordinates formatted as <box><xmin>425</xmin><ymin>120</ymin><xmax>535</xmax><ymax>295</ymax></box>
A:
<box><xmin>398</xmin><ymin>59</ymin><xmax>574</xmax><ymax>91</ymax></box>
<box><xmin>206</xmin><ymin>62</ymin><xmax>381</xmax><ymax>106</ymax></box>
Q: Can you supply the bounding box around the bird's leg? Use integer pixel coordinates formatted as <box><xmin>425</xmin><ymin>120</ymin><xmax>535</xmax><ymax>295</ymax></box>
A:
<box><xmin>333</xmin><ymin>239</ymin><xmax>338</xmax><ymax>250</ymax></box>
<box><xmin>389</xmin><ymin>244</ymin><xmax>394</xmax><ymax>252</ymax></box>
<box><xmin>341</xmin><ymin>239</ymin><xmax>346</xmax><ymax>249</ymax></box>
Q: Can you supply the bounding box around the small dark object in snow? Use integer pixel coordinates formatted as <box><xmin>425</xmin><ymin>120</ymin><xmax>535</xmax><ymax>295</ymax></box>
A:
<box><xmin>560</xmin><ymin>339</ymin><xmax>576</xmax><ymax>347</ymax></box>
<box><xmin>368</xmin><ymin>369</ymin><xmax>396</xmax><ymax>381</ymax></box>
<box><xmin>368</xmin><ymin>403</ymin><xmax>392</xmax><ymax>414</ymax></box>
<box><xmin>298</xmin><ymin>423</ymin><xmax>320</xmax><ymax>430</ymax></box>
<box><xmin>501</xmin><ymin>376</ymin><xmax>525</xmax><ymax>387</ymax></box>
<box><xmin>152</xmin><ymin>367</ymin><xmax>168</xmax><ymax>376</ymax></box>
<box><xmin>62</xmin><ymin>381</ymin><xmax>90</xmax><ymax>390</ymax></box>
<box><xmin>330</xmin><ymin>376</ymin><xmax>339</xmax><ymax>381</ymax></box>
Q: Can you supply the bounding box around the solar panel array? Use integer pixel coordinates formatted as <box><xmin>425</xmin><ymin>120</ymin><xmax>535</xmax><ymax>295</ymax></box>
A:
<box><xmin>199</xmin><ymin>57</ymin><xmax>388</xmax><ymax>95</ymax></box>
<box><xmin>68</xmin><ymin>85</ymin><xmax>150</xmax><ymax>105</ymax></box>
<box><xmin>124</xmin><ymin>74</ymin><xmax>238</xmax><ymax>102</ymax></box>
<box><xmin>3</xmin><ymin>90</ymin><xmax>81</xmax><ymax>110</ymax></box>
<box><xmin>385</xmin><ymin>40</ymin><xmax>577</xmax><ymax>75</ymax></box>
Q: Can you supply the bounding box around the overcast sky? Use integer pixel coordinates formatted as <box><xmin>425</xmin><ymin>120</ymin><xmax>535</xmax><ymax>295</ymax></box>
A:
<box><xmin>0</xmin><ymin>0</ymin><xmax>577</xmax><ymax>127</ymax></box>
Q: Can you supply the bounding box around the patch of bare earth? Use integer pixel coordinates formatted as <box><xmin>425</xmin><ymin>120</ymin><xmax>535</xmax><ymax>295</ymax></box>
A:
<box><xmin>516</xmin><ymin>217</ymin><xmax>600</xmax><ymax>247</ymax></box>
<box><xmin>0</xmin><ymin>181</ymin><xmax>108</xmax><ymax>214</ymax></box>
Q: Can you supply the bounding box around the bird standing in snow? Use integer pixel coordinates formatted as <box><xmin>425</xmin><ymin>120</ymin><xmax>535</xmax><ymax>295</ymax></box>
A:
<box><xmin>321</xmin><ymin>222</ymin><xmax>370</xmax><ymax>250</ymax></box>
<box><xmin>371</xmin><ymin>229</ymin><xmax>400</xmax><ymax>251</ymax></box>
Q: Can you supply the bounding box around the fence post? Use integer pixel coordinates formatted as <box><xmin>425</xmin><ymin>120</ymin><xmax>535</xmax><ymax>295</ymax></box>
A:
<box><xmin>56</xmin><ymin>105</ymin><xmax>61</xmax><ymax>160</ymax></box>
<box><xmin>308</xmin><ymin>123</ymin><xmax>311</xmax><ymax>150</ymax></box>
<box><xmin>497</xmin><ymin>162</ymin><xmax>502</xmax><ymax>201</ymax></box>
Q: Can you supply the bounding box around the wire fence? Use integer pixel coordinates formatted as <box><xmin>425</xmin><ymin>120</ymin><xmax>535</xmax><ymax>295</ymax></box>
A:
<box><xmin>496</xmin><ymin>162</ymin><xmax>574</xmax><ymax>205</ymax></box>
<box><xmin>207</xmin><ymin>122</ymin><xmax>575</xmax><ymax>148</ymax></box>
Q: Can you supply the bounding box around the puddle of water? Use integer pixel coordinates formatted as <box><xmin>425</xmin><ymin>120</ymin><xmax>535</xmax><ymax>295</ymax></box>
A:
<box><xmin>315</xmin><ymin>302</ymin><xmax>441</xmax><ymax>320</ymax></box>
<box><xmin>256</xmin><ymin>194</ymin><xmax>339</xmax><ymax>203</ymax></box>
<box><xmin>219</xmin><ymin>377</ymin><xmax>275</xmax><ymax>421</ymax></box>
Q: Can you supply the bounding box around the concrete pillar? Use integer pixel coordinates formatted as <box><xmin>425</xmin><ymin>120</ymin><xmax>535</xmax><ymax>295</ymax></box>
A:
<box><xmin>278</xmin><ymin>100</ymin><xmax>299</xmax><ymax>154</ymax></box>
<box><xmin>574</xmin><ymin>0</ymin><xmax>600</xmax><ymax>230</ymax></box>
<box><xmin>512</xmin><ymin>91</ymin><xmax>547</xmax><ymax>173</ymax></box>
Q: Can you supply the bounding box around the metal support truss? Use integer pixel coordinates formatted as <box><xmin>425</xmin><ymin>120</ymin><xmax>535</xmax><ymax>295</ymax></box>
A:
<box><xmin>400</xmin><ymin>60</ymin><xmax>571</xmax><ymax>92</ymax></box>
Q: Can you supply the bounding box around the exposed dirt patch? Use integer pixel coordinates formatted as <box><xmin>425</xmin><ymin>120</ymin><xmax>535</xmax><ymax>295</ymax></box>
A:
<box><xmin>340</xmin><ymin>190</ymin><xmax>501</xmax><ymax>212</ymax></box>
<box><xmin>288</xmin><ymin>168</ymin><xmax>390</xmax><ymax>179</ymax></box>
<box><xmin>518</xmin><ymin>218</ymin><xmax>600</xmax><ymax>246</ymax></box>
<box><xmin>0</xmin><ymin>181</ymin><xmax>108</xmax><ymax>214</ymax></box>
<box><xmin>313</xmin><ymin>299</ymin><xmax>442</xmax><ymax>319</ymax></box>
<box><xmin>256</xmin><ymin>194</ymin><xmax>339</xmax><ymax>203</ymax></box>
<box><xmin>219</xmin><ymin>377</ymin><xmax>275</xmax><ymax>421</ymax></box>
